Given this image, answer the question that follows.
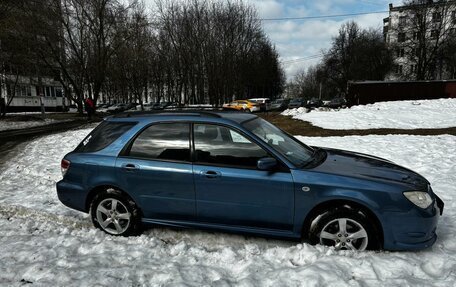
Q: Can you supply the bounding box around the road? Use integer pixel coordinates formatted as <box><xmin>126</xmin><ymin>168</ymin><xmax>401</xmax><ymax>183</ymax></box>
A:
<box><xmin>0</xmin><ymin>120</ymin><xmax>90</xmax><ymax>168</ymax></box>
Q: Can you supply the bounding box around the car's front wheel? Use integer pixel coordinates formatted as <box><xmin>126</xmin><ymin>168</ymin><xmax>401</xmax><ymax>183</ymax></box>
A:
<box><xmin>309</xmin><ymin>207</ymin><xmax>380</xmax><ymax>251</ymax></box>
<box><xmin>90</xmin><ymin>189</ymin><xmax>141</xmax><ymax>236</ymax></box>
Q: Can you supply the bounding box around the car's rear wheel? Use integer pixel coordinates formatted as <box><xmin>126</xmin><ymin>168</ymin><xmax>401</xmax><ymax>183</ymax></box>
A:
<box><xmin>90</xmin><ymin>188</ymin><xmax>141</xmax><ymax>236</ymax></box>
<box><xmin>309</xmin><ymin>207</ymin><xmax>380</xmax><ymax>251</ymax></box>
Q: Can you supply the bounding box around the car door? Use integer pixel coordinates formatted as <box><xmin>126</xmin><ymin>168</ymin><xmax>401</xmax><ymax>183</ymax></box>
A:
<box><xmin>116</xmin><ymin>122</ymin><xmax>195</xmax><ymax>221</ymax></box>
<box><xmin>192</xmin><ymin>123</ymin><xmax>294</xmax><ymax>231</ymax></box>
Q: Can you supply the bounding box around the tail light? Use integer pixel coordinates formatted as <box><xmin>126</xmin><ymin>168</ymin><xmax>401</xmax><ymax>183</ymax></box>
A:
<box><xmin>61</xmin><ymin>159</ymin><xmax>71</xmax><ymax>177</ymax></box>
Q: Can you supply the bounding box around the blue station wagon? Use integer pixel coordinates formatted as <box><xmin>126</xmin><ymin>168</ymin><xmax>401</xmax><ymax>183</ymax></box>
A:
<box><xmin>57</xmin><ymin>111</ymin><xmax>444</xmax><ymax>251</ymax></box>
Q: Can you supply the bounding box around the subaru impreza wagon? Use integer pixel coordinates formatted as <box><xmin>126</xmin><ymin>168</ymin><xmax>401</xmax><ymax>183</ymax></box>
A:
<box><xmin>57</xmin><ymin>111</ymin><xmax>444</xmax><ymax>251</ymax></box>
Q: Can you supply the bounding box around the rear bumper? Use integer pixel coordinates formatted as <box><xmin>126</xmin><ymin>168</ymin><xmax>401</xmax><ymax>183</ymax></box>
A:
<box><xmin>382</xmin><ymin>196</ymin><xmax>443</xmax><ymax>251</ymax></box>
<box><xmin>56</xmin><ymin>180</ymin><xmax>88</xmax><ymax>212</ymax></box>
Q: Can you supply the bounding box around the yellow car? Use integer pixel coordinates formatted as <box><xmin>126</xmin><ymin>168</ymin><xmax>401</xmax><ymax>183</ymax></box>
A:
<box><xmin>222</xmin><ymin>100</ymin><xmax>260</xmax><ymax>112</ymax></box>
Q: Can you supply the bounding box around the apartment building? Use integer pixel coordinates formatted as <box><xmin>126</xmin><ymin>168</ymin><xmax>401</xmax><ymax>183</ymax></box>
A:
<box><xmin>383</xmin><ymin>1</ymin><xmax>456</xmax><ymax>80</ymax></box>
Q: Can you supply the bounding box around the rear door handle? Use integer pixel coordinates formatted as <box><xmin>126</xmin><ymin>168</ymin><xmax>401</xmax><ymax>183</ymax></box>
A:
<box><xmin>201</xmin><ymin>170</ymin><xmax>221</xmax><ymax>178</ymax></box>
<box><xmin>123</xmin><ymin>163</ymin><xmax>139</xmax><ymax>171</ymax></box>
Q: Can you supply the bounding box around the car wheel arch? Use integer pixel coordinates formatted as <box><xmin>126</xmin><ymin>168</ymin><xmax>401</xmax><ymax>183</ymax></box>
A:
<box><xmin>85</xmin><ymin>184</ymin><xmax>141</xmax><ymax>215</ymax></box>
<box><xmin>301</xmin><ymin>199</ymin><xmax>384</xmax><ymax>248</ymax></box>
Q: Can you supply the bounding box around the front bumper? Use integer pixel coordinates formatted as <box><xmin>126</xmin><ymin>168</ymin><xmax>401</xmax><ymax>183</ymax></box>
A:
<box><xmin>382</xmin><ymin>194</ymin><xmax>443</xmax><ymax>251</ymax></box>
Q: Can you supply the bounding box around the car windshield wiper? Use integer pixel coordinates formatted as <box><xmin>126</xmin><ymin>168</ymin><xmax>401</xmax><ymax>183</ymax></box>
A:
<box><xmin>301</xmin><ymin>147</ymin><xmax>326</xmax><ymax>168</ymax></box>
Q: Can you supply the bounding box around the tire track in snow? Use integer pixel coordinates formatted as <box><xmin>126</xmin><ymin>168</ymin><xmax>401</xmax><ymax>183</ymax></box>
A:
<box><xmin>0</xmin><ymin>204</ymin><xmax>92</xmax><ymax>230</ymax></box>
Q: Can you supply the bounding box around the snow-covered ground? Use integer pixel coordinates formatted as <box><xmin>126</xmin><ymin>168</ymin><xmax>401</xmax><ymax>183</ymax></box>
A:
<box><xmin>282</xmin><ymin>98</ymin><xmax>456</xmax><ymax>130</ymax></box>
<box><xmin>0</xmin><ymin>118</ymin><xmax>69</xmax><ymax>132</ymax></box>
<box><xmin>0</xmin><ymin>128</ymin><xmax>455</xmax><ymax>286</ymax></box>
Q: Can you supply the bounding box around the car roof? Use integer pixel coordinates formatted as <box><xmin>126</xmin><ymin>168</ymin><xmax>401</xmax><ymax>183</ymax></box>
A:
<box><xmin>108</xmin><ymin>110</ymin><xmax>258</xmax><ymax>124</ymax></box>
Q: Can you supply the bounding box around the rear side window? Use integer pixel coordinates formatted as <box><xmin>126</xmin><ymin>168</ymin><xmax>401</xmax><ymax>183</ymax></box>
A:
<box><xmin>76</xmin><ymin>121</ymin><xmax>136</xmax><ymax>153</ymax></box>
<box><xmin>127</xmin><ymin>123</ymin><xmax>190</xmax><ymax>162</ymax></box>
<box><xmin>194</xmin><ymin>124</ymin><xmax>268</xmax><ymax>168</ymax></box>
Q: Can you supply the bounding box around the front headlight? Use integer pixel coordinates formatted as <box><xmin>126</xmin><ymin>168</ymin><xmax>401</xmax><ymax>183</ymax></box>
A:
<box><xmin>403</xmin><ymin>191</ymin><xmax>433</xmax><ymax>209</ymax></box>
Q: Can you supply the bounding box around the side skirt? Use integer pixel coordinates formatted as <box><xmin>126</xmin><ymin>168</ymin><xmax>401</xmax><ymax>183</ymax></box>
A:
<box><xmin>142</xmin><ymin>218</ymin><xmax>299</xmax><ymax>240</ymax></box>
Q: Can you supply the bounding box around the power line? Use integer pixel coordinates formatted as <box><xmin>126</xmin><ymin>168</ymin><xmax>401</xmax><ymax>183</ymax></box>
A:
<box><xmin>281</xmin><ymin>54</ymin><xmax>324</xmax><ymax>65</ymax></box>
<box><xmin>260</xmin><ymin>10</ymin><xmax>388</xmax><ymax>21</ymax></box>
<box><xmin>356</xmin><ymin>0</ymin><xmax>385</xmax><ymax>6</ymax></box>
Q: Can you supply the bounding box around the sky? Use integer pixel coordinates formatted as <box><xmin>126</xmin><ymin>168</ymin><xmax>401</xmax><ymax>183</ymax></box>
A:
<box><xmin>144</xmin><ymin>0</ymin><xmax>404</xmax><ymax>80</ymax></box>
<box><xmin>246</xmin><ymin>0</ymin><xmax>404</xmax><ymax>79</ymax></box>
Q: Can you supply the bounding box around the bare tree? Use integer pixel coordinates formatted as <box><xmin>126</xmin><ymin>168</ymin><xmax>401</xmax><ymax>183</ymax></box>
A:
<box><xmin>155</xmin><ymin>0</ymin><xmax>284</xmax><ymax>105</ymax></box>
<box><xmin>441</xmin><ymin>29</ymin><xmax>456</xmax><ymax>79</ymax></box>
<box><xmin>291</xmin><ymin>65</ymin><xmax>328</xmax><ymax>100</ymax></box>
<box><xmin>0</xmin><ymin>0</ymin><xmax>38</xmax><ymax>116</ymax></box>
<box><xmin>290</xmin><ymin>21</ymin><xmax>392</xmax><ymax>100</ymax></box>
<box><xmin>392</xmin><ymin>0</ymin><xmax>456</xmax><ymax>80</ymax></box>
<box><xmin>3</xmin><ymin>0</ymin><xmax>284</xmax><ymax>113</ymax></box>
<box><xmin>323</xmin><ymin>21</ymin><xmax>392</xmax><ymax>96</ymax></box>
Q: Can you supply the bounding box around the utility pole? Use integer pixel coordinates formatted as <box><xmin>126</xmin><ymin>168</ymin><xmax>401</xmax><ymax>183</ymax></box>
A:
<box><xmin>319</xmin><ymin>82</ymin><xmax>322</xmax><ymax>100</ymax></box>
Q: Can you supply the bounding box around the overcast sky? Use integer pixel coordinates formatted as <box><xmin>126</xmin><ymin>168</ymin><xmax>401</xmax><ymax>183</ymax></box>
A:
<box><xmin>144</xmin><ymin>0</ymin><xmax>404</xmax><ymax>80</ymax></box>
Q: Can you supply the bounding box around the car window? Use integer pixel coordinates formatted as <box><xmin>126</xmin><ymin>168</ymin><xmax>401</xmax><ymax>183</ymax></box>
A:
<box><xmin>128</xmin><ymin>123</ymin><xmax>190</xmax><ymax>162</ymax></box>
<box><xmin>194</xmin><ymin>124</ymin><xmax>268</xmax><ymax>168</ymax></box>
<box><xmin>75</xmin><ymin>121</ymin><xmax>136</xmax><ymax>153</ymax></box>
<box><xmin>243</xmin><ymin>118</ymin><xmax>314</xmax><ymax>167</ymax></box>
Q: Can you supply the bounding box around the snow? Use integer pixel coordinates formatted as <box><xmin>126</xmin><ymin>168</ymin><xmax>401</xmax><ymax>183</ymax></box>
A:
<box><xmin>0</xmin><ymin>118</ymin><xmax>68</xmax><ymax>132</ymax></box>
<box><xmin>0</xmin><ymin>129</ymin><xmax>455</xmax><ymax>286</ymax></box>
<box><xmin>282</xmin><ymin>98</ymin><xmax>456</xmax><ymax>130</ymax></box>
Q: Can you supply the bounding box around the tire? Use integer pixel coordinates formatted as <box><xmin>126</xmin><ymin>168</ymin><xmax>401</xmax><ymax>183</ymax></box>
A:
<box><xmin>90</xmin><ymin>188</ymin><xmax>142</xmax><ymax>236</ymax></box>
<box><xmin>309</xmin><ymin>207</ymin><xmax>380</xmax><ymax>251</ymax></box>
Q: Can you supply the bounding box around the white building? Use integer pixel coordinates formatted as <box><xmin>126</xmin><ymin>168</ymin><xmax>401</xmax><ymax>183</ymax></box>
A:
<box><xmin>0</xmin><ymin>73</ymin><xmax>66</xmax><ymax>112</ymax></box>
<box><xmin>383</xmin><ymin>1</ymin><xmax>456</xmax><ymax>80</ymax></box>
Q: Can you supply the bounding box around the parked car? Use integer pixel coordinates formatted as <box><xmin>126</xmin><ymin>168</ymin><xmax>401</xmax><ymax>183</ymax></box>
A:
<box><xmin>107</xmin><ymin>103</ymin><xmax>129</xmax><ymax>114</ymax></box>
<box><xmin>306</xmin><ymin>98</ymin><xmax>323</xmax><ymax>108</ymax></box>
<box><xmin>57</xmin><ymin>111</ymin><xmax>443</xmax><ymax>251</ymax></box>
<box><xmin>142</xmin><ymin>102</ymin><xmax>156</xmax><ymax>111</ymax></box>
<box><xmin>327</xmin><ymin>98</ymin><xmax>347</xmax><ymax>109</ymax></box>
<box><xmin>96</xmin><ymin>103</ymin><xmax>112</xmax><ymax>113</ymax></box>
<box><xmin>249</xmin><ymin>98</ymin><xmax>271</xmax><ymax>111</ymax></box>
<box><xmin>222</xmin><ymin>100</ymin><xmax>260</xmax><ymax>112</ymax></box>
<box><xmin>165</xmin><ymin>102</ymin><xmax>183</xmax><ymax>110</ymax></box>
<box><xmin>270</xmin><ymin>98</ymin><xmax>290</xmax><ymax>111</ymax></box>
<box><xmin>126</xmin><ymin>104</ymin><xmax>142</xmax><ymax>112</ymax></box>
<box><xmin>150</xmin><ymin>102</ymin><xmax>163</xmax><ymax>110</ymax></box>
<box><xmin>152</xmin><ymin>101</ymin><xmax>177</xmax><ymax>110</ymax></box>
<box><xmin>287</xmin><ymin>98</ymin><xmax>306</xmax><ymax>109</ymax></box>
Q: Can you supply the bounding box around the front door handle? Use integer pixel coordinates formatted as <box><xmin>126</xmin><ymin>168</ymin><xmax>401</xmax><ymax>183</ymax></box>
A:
<box><xmin>201</xmin><ymin>170</ymin><xmax>221</xmax><ymax>178</ymax></box>
<box><xmin>123</xmin><ymin>163</ymin><xmax>139</xmax><ymax>171</ymax></box>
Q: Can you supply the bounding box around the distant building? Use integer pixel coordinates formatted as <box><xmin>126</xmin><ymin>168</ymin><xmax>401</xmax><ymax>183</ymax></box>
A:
<box><xmin>383</xmin><ymin>1</ymin><xmax>456</xmax><ymax>80</ymax></box>
<box><xmin>0</xmin><ymin>1</ymin><xmax>66</xmax><ymax>113</ymax></box>
<box><xmin>0</xmin><ymin>74</ymin><xmax>66</xmax><ymax>112</ymax></box>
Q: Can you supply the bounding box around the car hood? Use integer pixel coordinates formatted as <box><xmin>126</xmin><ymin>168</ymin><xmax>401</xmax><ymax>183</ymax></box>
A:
<box><xmin>309</xmin><ymin>147</ymin><xmax>429</xmax><ymax>189</ymax></box>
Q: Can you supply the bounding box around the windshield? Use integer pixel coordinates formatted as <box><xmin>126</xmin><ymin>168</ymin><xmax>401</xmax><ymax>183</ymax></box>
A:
<box><xmin>243</xmin><ymin>118</ymin><xmax>314</xmax><ymax>167</ymax></box>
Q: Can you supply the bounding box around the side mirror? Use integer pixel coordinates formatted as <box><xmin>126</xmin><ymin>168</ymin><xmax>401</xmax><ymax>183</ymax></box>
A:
<box><xmin>257</xmin><ymin>157</ymin><xmax>277</xmax><ymax>171</ymax></box>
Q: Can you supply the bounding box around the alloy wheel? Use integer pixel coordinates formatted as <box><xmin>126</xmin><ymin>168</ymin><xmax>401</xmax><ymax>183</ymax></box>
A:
<box><xmin>319</xmin><ymin>217</ymin><xmax>368</xmax><ymax>251</ymax></box>
<box><xmin>96</xmin><ymin>198</ymin><xmax>132</xmax><ymax>235</ymax></box>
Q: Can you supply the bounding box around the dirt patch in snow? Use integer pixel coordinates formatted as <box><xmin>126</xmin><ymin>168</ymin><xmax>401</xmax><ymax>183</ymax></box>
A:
<box><xmin>260</xmin><ymin>112</ymin><xmax>456</xmax><ymax>137</ymax></box>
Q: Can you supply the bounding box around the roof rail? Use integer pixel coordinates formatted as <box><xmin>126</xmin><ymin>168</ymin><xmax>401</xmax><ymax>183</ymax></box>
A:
<box><xmin>113</xmin><ymin>109</ymin><xmax>223</xmax><ymax>118</ymax></box>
